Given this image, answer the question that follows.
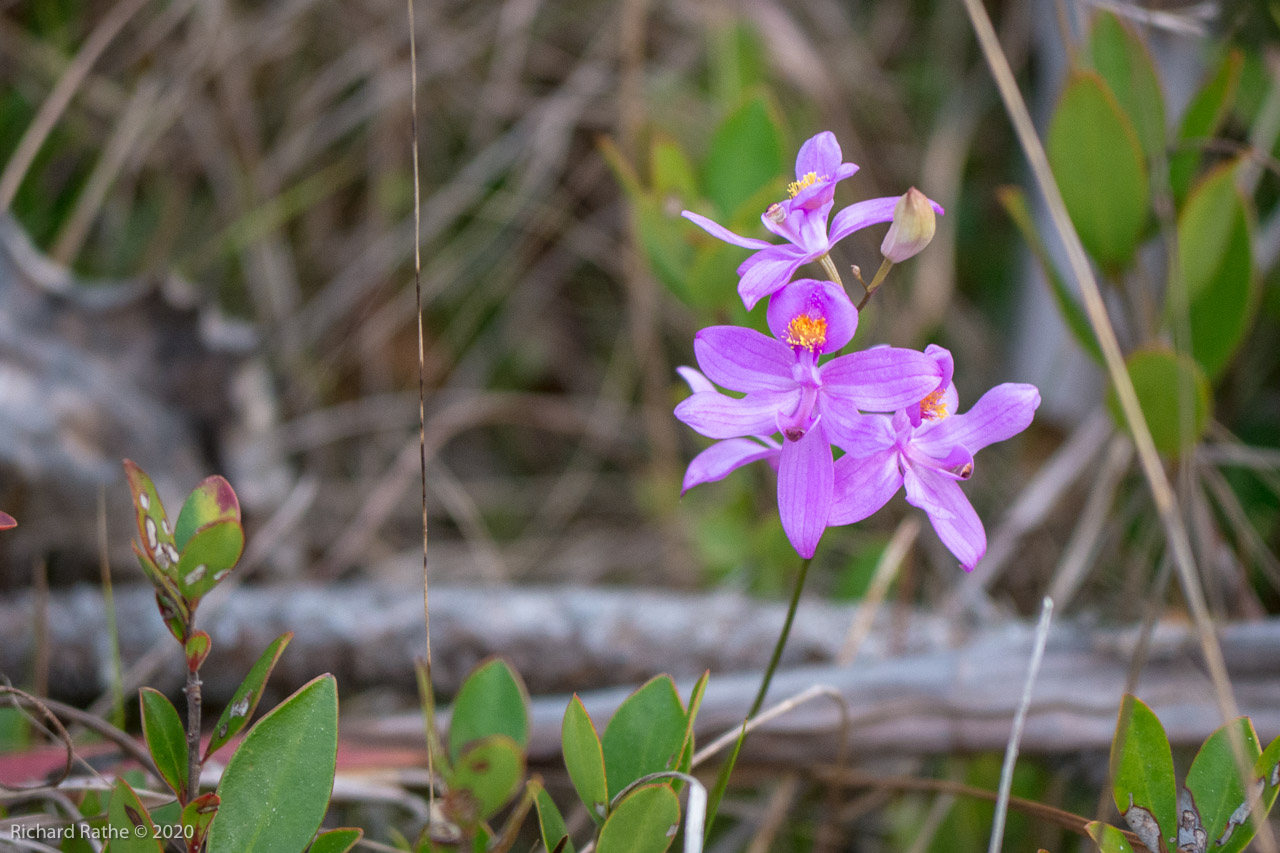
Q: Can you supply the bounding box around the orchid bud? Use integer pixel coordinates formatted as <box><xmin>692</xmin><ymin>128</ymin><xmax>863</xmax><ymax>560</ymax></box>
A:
<box><xmin>880</xmin><ymin>187</ymin><xmax>936</xmax><ymax>263</ymax></box>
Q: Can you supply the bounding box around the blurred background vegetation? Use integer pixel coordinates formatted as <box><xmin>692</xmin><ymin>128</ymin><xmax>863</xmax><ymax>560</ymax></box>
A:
<box><xmin>3</xmin><ymin>0</ymin><xmax>1280</xmax><ymax>849</ymax></box>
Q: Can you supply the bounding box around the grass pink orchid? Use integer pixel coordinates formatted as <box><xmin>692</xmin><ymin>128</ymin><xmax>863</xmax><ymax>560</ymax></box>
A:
<box><xmin>682</xmin><ymin>131</ymin><xmax>944</xmax><ymax>310</ymax></box>
<box><xmin>675</xmin><ymin>280</ymin><xmax>943</xmax><ymax>558</ymax></box>
<box><xmin>676</xmin><ymin>366</ymin><xmax>781</xmax><ymax>491</ymax></box>
<box><xmin>827</xmin><ymin>345</ymin><xmax>1040</xmax><ymax>570</ymax></box>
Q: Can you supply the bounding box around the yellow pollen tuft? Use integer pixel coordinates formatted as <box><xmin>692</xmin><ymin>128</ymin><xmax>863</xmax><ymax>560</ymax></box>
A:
<box><xmin>785</xmin><ymin>314</ymin><xmax>828</xmax><ymax>350</ymax></box>
<box><xmin>787</xmin><ymin>171</ymin><xmax>825</xmax><ymax>198</ymax></box>
<box><xmin>919</xmin><ymin>388</ymin><xmax>949</xmax><ymax>421</ymax></box>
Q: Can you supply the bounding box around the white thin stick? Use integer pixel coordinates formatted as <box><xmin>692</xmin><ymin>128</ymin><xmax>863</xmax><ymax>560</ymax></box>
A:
<box><xmin>691</xmin><ymin>684</ymin><xmax>847</xmax><ymax>768</ymax></box>
<box><xmin>987</xmin><ymin>596</ymin><xmax>1053</xmax><ymax>853</ymax></box>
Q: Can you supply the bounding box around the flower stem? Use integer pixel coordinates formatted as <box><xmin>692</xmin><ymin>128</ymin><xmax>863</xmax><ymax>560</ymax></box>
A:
<box><xmin>856</xmin><ymin>258</ymin><xmax>895</xmax><ymax>311</ymax></box>
<box><xmin>748</xmin><ymin>554</ymin><xmax>813</xmax><ymax>718</ymax></box>
<box><xmin>818</xmin><ymin>254</ymin><xmax>844</xmax><ymax>287</ymax></box>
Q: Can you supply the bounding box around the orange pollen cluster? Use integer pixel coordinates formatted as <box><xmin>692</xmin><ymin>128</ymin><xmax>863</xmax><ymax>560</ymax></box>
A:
<box><xmin>785</xmin><ymin>314</ymin><xmax>828</xmax><ymax>350</ymax></box>
<box><xmin>919</xmin><ymin>388</ymin><xmax>949</xmax><ymax>421</ymax></box>
<box><xmin>787</xmin><ymin>171</ymin><xmax>825</xmax><ymax>198</ymax></box>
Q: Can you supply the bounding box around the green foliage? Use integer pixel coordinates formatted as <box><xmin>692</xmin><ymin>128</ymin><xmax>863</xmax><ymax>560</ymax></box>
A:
<box><xmin>1087</xmin><ymin>821</ymin><xmax>1136</xmax><ymax>853</ymax></box>
<box><xmin>1047</xmin><ymin>71</ymin><xmax>1149</xmax><ymax>271</ymax></box>
<box><xmin>206</xmin><ymin>632</ymin><xmax>293</xmax><ymax>759</ymax></box>
<box><xmin>181</xmin><ymin>793</ymin><xmax>220</xmax><ymax>852</ymax></box>
<box><xmin>174</xmin><ymin>475</ymin><xmax>241</xmax><ymax>551</ymax></box>
<box><xmin>105</xmin><ymin>778</ymin><xmax>163</xmax><ymax>853</ymax></box>
<box><xmin>447</xmin><ymin>658</ymin><xmax>530</xmax><ymax>760</ymax></box>
<box><xmin>705</xmin><ymin>95</ymin><xmax>785</xmax><ymax>218</ymax></box>
<box><xmin>1088</xmin><ymin>11</ymin><xmax>1166</xmax><ymax>160</ymax></box>
<box><xmin>563</xmin><ymin>695</ymin><xmax>610</xmax><ymax>822</ymax></box>
<box><xmin>1184</xmin><ymin>718</ymin><xmax>1261</xmax><ymax>852</ymax></box>
<box><xmin>1171</xmin><ymin>50</ymin><xmax>1243</xmax><ymax>203</ymax></box>
<box><xmin>208</xmin><ymin>674</ymin><xmax>339</xmax><ymax>853</ymax></box>
<box><xmin>595</xmin><ymin>784</ymin><xmax>681</xmax><ymax>853</ymax></box>
<box><xmin>601</xmin><ymin>675</ymin><xmax>688</xmax><ymax>800</ymax></box>
<box><xmin>450</xmin><ymin>735</ymin><xmax>526</xmax><ymax>822</ymax></box>
<box><xmin>1107</xmin><ymin>348</ymin><xmax>1210</xmax><ymax>457</ymax></box>
<box><xmin>307</xmin><ymin>828</ymin><xmax>364</xmax><ymax>853</ymax></box>
<box><xmin>1109</xmin><ymin>694</ymin><xmax>1176</xmax><ymax>852</ymax></box>
<box><xmin>138</xmin><ymin>688</ymin><xmax>188</xmax><ymax>801</ymax></box>
<box><xmin>534</xmin><ymin>784</ymin><xmax>575</xmax><ymax>853</ymax></box>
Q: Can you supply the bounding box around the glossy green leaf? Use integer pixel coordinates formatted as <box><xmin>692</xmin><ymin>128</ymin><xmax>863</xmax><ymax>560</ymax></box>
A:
<box><xmin>562</xmin><ymin>694</ymin><xmax>609</xmax><ymax>823</ymax></box>
<box><xmin>602</xmin><ymin>675</ymin><xmax>686</xmax><ymax>800</ymax></box>
<box><xmin>1107</xmin><ymin>348</ymin><xmax>1211</xmax><ymax>457</ymax></box>
<box><xmin>1047</xmin><ymin>71</ymin><xmax>1149</xmax><ymax>270</ymax></box>
<box><xmin>1109</xmin><ymin>694</ymin><xmax>1177</xmax><ymax>853</ymax></box>
<box><xmin>651</xmin><ymin>136</ymin><xmax>699</xmax><ymax>202</ymax></box>
<box><xmin>207</xmin><ymin>674</ymin><xmax>338</xmax><ymax>853</ymax></box>
<box><xmin>139</xmin><ymin>688</ymin><xmax>187</xmax><ymax>801</ymax></box>
<box><xmin>1184</xmin><ymin>717</ymin><xmax>1261</xmax><ymax>851</ymax></box>
<box><xmin>447</xmin><ymin>734</ymin><xmax>524</xmax><ymax>822</ymax></box>
<box><xmin>1172</xmin><ymin>50</ymin><xmax>1243</xmax><ymax>204</ymax></box>
<box><xmin>308</xmin><ymin>828</ymin><xmax>364</xmax><ymax>853</ymax></box>
<box><xmin>1177</xmin><ymin>163</ymin><xmax>1256</xmax><ymax>378</ymax></box>
<box><xmin>1087</xmin><ymin>820</ymin><xmax>1136</xmax><ymax>853</ymax></box>
<box><xmin>534</xmin><ymin>784</ymin><xmax>575</xmax><ymax>853</ymax></box>
<box><xmin>181</xmin><ymin>793</ymin><xmax>220</xmax><ymax>850</ymax></box>
<box><xmin>174</xmin><ymin>475</ymin><xmax>240</xmax><ymax>551</ymax></box>
<box><xmin>124</xmin><ymin>459</ymin><xmax>181</xmax><ymax>579</ymax></box>
<box><xmin>596</xmin><ymin>784</ymin><xmax>681</xmax><ymax>853</ymax></box>
<box><xmin>175</xmin><ymin>520</ymin><xmax>245</xmax><ymax>601</ymax></box>
<box><xmin>996</xmin><ymin>185</ymin><xmax>1103</xmax><ymax>363</ymax></box>
<box><xmin>1089</xmin><ymin>10</ymin><xmax>1166</xmax><ymax>158</ymax></box>
<box><xmin>675</xmin><ymin>671</ymin><xmax>710</xmax><ymax>779</ymax></box>
<box><xmin>447</xmin><ymin>658</ymin><xmax>529</xmax><ymax>761</ymax></box>
<box><xmin>206</xmin><ymin>632</ymin><xmax>292</xmax><ymax>759</ymax></box>
<box><xmin>106</xmin><ymin>778</ymin><xmax>164</xmax><ymax>853</ymax></box>
<box><xmin>705</xmin><ymin>95</ymin><xmax>784</xmax><ymax>217</ymax></box>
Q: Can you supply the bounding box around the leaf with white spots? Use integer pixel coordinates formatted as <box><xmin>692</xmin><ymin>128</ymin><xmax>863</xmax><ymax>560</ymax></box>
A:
<box><xmin>204</xmin><ymin>632</ymin><xmax>292</xmax><ymax>760</ymax></box>
<box><xmin>1184</xmin><ymin>717</ymin><xmax>1260</xmax><ymax>851</ymax></box>
<box><xmin>1211</xmin><ymin>733</ymin><xmax>1280</xmax><ymax>853</ymax></box>
<box><xmin>175</xmin><ymin>519</ymin><xmax>244</xmax><ymax>601</ymax></box>
<box><xmin>124</xmin><ymin>459</ymin><xmax>179</xmax><ymax>580</ymax></box>
<box><xmin>1178</xmin><ymin>787</ymin><xmax>1208</xmax><ymax>853</ymax></box>
<box><xmin>175</xmin><ymin>475</ymin><xmax>240</xmax><ymax>551</ymax></box>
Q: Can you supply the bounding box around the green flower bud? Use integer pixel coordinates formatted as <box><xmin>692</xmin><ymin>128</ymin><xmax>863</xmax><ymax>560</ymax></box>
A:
<box><xmin>880</xmin><ymin>187</ymin><xmax>936</xmax><ymax>263</ymax></box>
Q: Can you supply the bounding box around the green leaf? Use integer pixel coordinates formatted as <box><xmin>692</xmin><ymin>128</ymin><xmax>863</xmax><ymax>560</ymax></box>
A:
<box><xmin>123</xmin><ymin>459</ymin><xmax>180</xmax><ymax>579</ymax></box>
<box><xmin>704</xmin><ymin>95</ymin><xmax>784</xmax><ymax>218</ymax></box>
<box><xmin>308</xmin><ymin>828</ymin><xmax>364</xmax><ymax>853</ymax></box>
<box><xmin>175</xmin><ymin>519</ymin><xmax>245</xmax><ymax>601</ymax></box>
<box><xmin>651</xmin><ymin>136</ymin><xmax>699</xmax><ymax>203</ymax></box>
<box><xmin>1109</xmin><ymin>694</ymin><xmax>1177</xmax><ymax>853</ymax></box>
<box><xmin>1107</xmin><ymin>347</ymin><xmax>1211</xmax><ymax>457</ymax></box>
<box><xmin>1047</xmin><ymin>71</ymin><xmax>1149</xmax><ymax>270</ymax></box>
<box><xmin>186</xmin><ymin>630</ymin><xmax>211</xmax><ymax>670</ymax></box>
<box><xmin>996</xmin><ymin>185</ymin><xmax>1103</xmax><ymax>364</ymax></box>
<box><xmin>139</xmin><ymin>688</ymin><xmax>188</xmax><ymax>801</ymax></box>
<box><xmin>1184</xmin><ymin>717</ymin><xmax>1261</xmax><ymax>851</ymax></box>
<box><xmin>1176</xmin><ymin>163</ymin><xmax>1256</xmax><ymax>378</ymax></box>
<box><xmin>595</xmin><ymin>784</ymin><xmax>681</xmax><ymax>853</ymax></box>
<box><xmin>1087</xmin><ymin>821</ymin><xmax>1137</xmax><ymax>853</ymax></box>
<box><xmin>447</xmin><ymin>734</ymin><xmax>525</xmax><ymax>822</ymax></box>
<box><xmin>1172</xmin><ymin>50</ymin><xmax>1243</xmax><ymax>204</ymax></box>
<box><xmin>174</xmin><ymin>475</ymin><xmax>240</xmax><ymax>551</ymax></box>
<box><xmin>710</xmin><ymin>21</ymin><xmax>767</xmax><ymax>107</ymax></box>
<box><xmin>181</xmin><ymin>793</ymin><xmax>220</xmax><ymax>851</ymax></box>
<box><xmin>207</xmin><ymin>674</ymin><xmax>338</xmax><ymax>853</ymax></box>
<box><xmin>635</xmin><ymin>196</ymin><xmax>695</xmax><ymax>300</ymax></box>
<box><xmin>105</xmin><ymin>778</ymin><xmax>163</xmax><ymax>853</ymax></box>
<box><xmin>562</xmin><ymin>694</ymin><xmax>609</xmax><ymax>823</ymax></box>
<box><xmin>205</xmin><ymin>632</ymin><xmax>292</xmax><ymax>760</ymax></box>
<box><xmin>602</xmin><ymin>675</ymin><xmax>687</xmax><ymax>800</ymax></box>
<box><xmin>675</xmin><ymin>671</ymin><xmax>710</xmax><ymax>778</ymax></box>
<box><xmin>447</xmin><ymin>658</ymin><xmax>529</xmax><ymax>761</ymax></box>
<box><xmin>534</xmin><ymin>784</ymin><xmax>575</xmax><ymax>853</ymax></box>
<box><xmin>1088</xmin><ymin>10</ymin><xmax>1166</xmax><ymax>159</ymax></box>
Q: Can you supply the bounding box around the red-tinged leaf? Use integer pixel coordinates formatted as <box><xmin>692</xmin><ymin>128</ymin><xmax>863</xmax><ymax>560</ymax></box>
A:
<box><xmin>175</xmin><ymin>476</ymin><xmax>240</xmax><ymax>551</ymax></box>
<box><xmin>123</xmin><ymin>459</ymin><xmax>181</xmax><ymax>578</ymax></box>
<box><xmin>182</xmin><ymin>793</ymin><xmax>220</xmax><ymax>848</ymax></box>
<box><xmin>205</xmin><ymin>632</ymin><xmax>292</xmax><ymax>760</ymax></box>
<box><xmin>186</xmin><ymin>631</ymin><xmax>211</xmax><ymax>671</ymax></box>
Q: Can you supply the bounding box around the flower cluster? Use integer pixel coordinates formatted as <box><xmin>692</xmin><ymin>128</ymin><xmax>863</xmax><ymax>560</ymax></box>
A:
<box><xmin>677</xmin><ymin>132</ymin><xmax>1039</xmax><ymax>569</ymax></box>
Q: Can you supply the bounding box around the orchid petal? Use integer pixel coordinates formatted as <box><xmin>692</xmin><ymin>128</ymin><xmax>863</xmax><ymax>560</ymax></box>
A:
<box><xmin>823</xmin><ymin>410</ymin><xmax>896</xmax><ymax>456</ymax></box>
<box><xmin>821</xmin><ymin>348</ymin><xmax>942</xmax><ymax>412</ymax></box>
<box><xmin>682</xmin><ymin>210</ymin><xmax>773</xmax><ymax>250</ymax></box>
<box><xmin>777</xmin><ymin>425</ymin><xmax>833</xmax><ymax>558</ymax></box>
<box><xmin>737</xmin><ymin>249</ymin><xmax>807</xmax><ymax>310</ymax></box>
<box><xmin>795</xmin><ymin>132</ymin><xmax>842</xmax><ymax>180</ymax></box>
<box><xmin>766</xmin><ymin>279</ymin><xmax>857</xmax><ymax>352</ymax></box>
<box><xmin>694</xmin><ymin>327</ymin><xmax>795</xmax><ymax>392</ymax></box>
<box><xmin>682</xmin><ymin>438</ymin><xmax>780</xmax><ymax>493</ymax></box>
<box><xmin>903</xmin><ymin>465</ymin><xmax>986</xmax><ymax>570</ymax></box>
<box><xmin>675</xmin><ymin>390</ymin><xmax>798</xmax><ymax>439</ymax></box>
<box><xmin>916</xmin><ymin>383</ymin><xmax>1041</xmax><ymax>456</ymax></box>
<box><xmin>829</xmin><ymin>447</ymin><xmax>902</xmax><ymax>526</ymax></box>
<box><xmin>676</xmin><ymin>366</ymin><xmax>715</xmax><ymax>395</ymax></box>
<box><xmin>829</xmin><ymin>195</ymin><xmax>945</xmax><ymax>245</ymax></box>
<box><xmin>906</xmin><ymin>442</ymin><xmax>975</xmax><ymax>482</ymax></box>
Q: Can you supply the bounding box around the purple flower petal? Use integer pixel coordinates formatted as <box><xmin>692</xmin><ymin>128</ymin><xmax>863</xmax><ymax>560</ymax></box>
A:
<box><xmin>903</xmin><ymin>465</ymin><xmax>986</xmax><ymax>570</ymax></box>
<box><xmin>682</xmin><ymin>210</ymin><xmax>773</xmax><ymax>250</ymax></box>
<box><xmin>694</xmin><ymin>327</ymin><xmax>795</xmax><ymax>393</ymax></box>
<box><xmin>828</xmin><ymin>447</ymin><xmax>902</xmax><ymax>526</ymax></box>
<box><xmin>675</xmin><ymin>390</ymin><xmax>798</xmax><ymax>439</ymax></box>
<box><xmin>676</xmin><ymin>366</ymin><xmax>716</xmax><ymax>395</ymax></box>
<box><xmin>821</xmin><ymin>348</ymin><xmax>943</xmax><ymax>412</ymax></box>
<box><xmin>683</xmin><ymin>438</ymin><xmax>780</xmax><ymax>493</ymax></box>
<box><xmin>762</xmin><ymin>201</ymin><xmax>832</xmax><ymax>253</ymax></box>
<box><xmin>776</xmin><ymin>424</ymin><xmax>833</xmax><ymax>558</ymax></box>
<box><xmin>795</xmin><ymin>132</ymin><xmax>842</xmax><ymax>180</ymax></box>
<box><xmin>737</xmin><ymin>248</ymin><xmax>807</xmax><ymax>310</ymax></box>
<box><xmin>915</xmin><ymin>383</ymin><xmax>1041</xmax><ymax>457</ymax></box>
<box><xmin>824</xmin><ymin>410</ymin><xmax>896</xmax><ymax>456</ymax></box>
<box><xmin>829</xmin><ymin>195</ymin><xmax>945</xmax><ymax>245</ymax></box>
<box><xmin>907</xmin><ymin>442</ymin><xmax>975</xmax><ymax>481</ymax></box>
<box><xmin>766</xmin><ymin>279</ymin><xmax>858</xmax><ymax>352</ymax></box>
